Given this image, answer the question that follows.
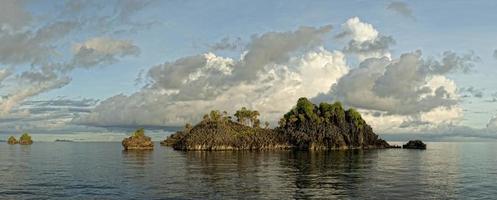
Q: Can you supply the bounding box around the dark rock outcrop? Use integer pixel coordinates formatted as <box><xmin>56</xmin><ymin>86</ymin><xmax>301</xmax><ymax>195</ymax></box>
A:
<box><xmin>402</xmin><ymin>140</ymin><xmax>426</xmax><ymax>149</ymax></box>
<box><xmin>19</xmin><ymin>133</ymin><xmax>33</xmax><ymax>145</ymax></box>
<box><xmin>165</xmin><ymin>98</ymin><xmax>391</xmax><ymax>151</ymax></box>
<box><xmin>277</xmin><ymin>98</ymin><xmax>390</xmax><ymax>150</ymax></box>
<box><xmin>7</xmin><ymin>136</ymin><xmax>18</xmax><ymax>145</ymax></box>
<box><xmin>122</xmin><ymin>128</ymin><xmax>154</xmax><ymax>150</ymax></box>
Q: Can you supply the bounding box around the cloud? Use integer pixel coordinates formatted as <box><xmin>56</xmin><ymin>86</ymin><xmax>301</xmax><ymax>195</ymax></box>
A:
<box><xmin>460</xmin><ymin>86</ymin><xmax>484</xmax><ymax>98</ymax></box>
<box><xmin>337</xmin><ymin>17</ymin><xmax>394</xmax><ymax>61</ymax></box>
<box><xmin>0</xmin><ymin>0</ymin><xmax>31</xmax><ymax>30</ymax></box>
<box><xmin>74</xmin><ymin>25</ymin><xmax>347</xmax><ymax>127</ymax></box>
<box><xmin>387</xmin><ymin>1</ymin><xmax>415</xmax><ymax>20</ymax></box>
<box><xmin>76</xmin><ymin>17</ymin><xmax>480</xmax><ymax>136</ymax></box>
<box><xmin>0</xmin><ymin>21</ymin><xmax>79</xmax><ymax>65</ymax></box>
<box><xmin>0</xmin><ymin>98</ymin><xmax>98</xmax><ymax>132</ymax></box>
<box><xmin>0</xmin><ymin>74</ymin><xmax>71</xmax><ymax>115</ymax></box>
<box><xmin>70</xmin><ymin>37</ymin><xmax>140</xmax><ymax>69</ymax></box>
<box><xmin>208</xmin><ymin>37</ymin><xmax>243</xmax><ymax>51</ymax></box>
<box><xmin>312</xmin><ymin>49</ymin><xmax>478</xmax><ymax>133</ymax></box>
<box><xmin>487</xmin><ymin>115</ymin><xmax>497</xmax><ymax>130</ymax></box>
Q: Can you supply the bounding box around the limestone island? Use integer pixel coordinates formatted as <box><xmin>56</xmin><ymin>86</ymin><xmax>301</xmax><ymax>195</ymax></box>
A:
<box><xmin>19</xmin><ymin>133</ymin><xmax>33</xmax><ymax>145</ymax></box>
<box><xmin>162</xmin><ymin>97</ymin><xmax>391</xmax><ymax>151</ymax></box>
<box><xmin>122</xmin><ymin>128</ymin><xmax>154</xmax><ymax>150</ymax></box>
<box><xmin>403</xmin><ymin>140</ymin><xmax>427</xmax><ymax>149</ymax></box>
<box><xmin>7</xmin><ymin>136</ymin><xmax>18</xmax><ymax>144</ymax></box>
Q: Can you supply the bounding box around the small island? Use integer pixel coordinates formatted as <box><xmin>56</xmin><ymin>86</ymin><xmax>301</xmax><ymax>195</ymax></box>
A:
<box><xmin>122</xmin><ymin>128</ymin><xmax>154</xmax><ymax>150</ymax></box>
<box><xmin>163</xmin><ymin>97</ymin><xmax>391</xmax><ymax>151</ymax></box>
<box><xmin>403</xmin><ymin>140</ymin><xmax>427</xmax><ymax>149</ymax></box>
<box><xmin>7</xmin><ymin>136</ymin><xmax>18</xmax><ymax>144</ymax></box>
<box><xmin>19</xmin><ymin>133</ymin><xmax>33</xmax><ymax>145</ymax></box>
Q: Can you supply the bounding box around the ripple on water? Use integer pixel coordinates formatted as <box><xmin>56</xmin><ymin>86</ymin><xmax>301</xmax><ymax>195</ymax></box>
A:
<box><xmin>1</xmin><ymin>142</ymin><xmax>497</xmax><ymax>199</ymax></box>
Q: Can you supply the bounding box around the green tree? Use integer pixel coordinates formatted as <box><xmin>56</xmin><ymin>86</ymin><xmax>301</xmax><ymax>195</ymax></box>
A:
<box><xmin>234</xmin><ymin>107</ymin><xmax>260</xmax><ymax>127</ymax></box>
<box><xmin>20</xmin><ymin>133</ymin><xmax>31</xmax><ymax>141</ymax></box>
<box><xmin>133</xmin><ymin>128</ymin><xmax>145</xmax><ymax>138</ymax></box>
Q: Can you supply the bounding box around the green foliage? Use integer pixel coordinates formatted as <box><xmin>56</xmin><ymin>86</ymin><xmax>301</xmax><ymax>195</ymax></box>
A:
<box><xmin>346</xmin><ymin>108</ymin><xmax>364</xmax><ymax>128</ymax></box>
<box><xmin>234</xmin><ymin>107</ymin><xmax>260</xmax><ymax>127</ymax></box>
<box><xmin>8</xmin><ymin>136</ymin><xmax>17</xmax><ymax>143</ymax></box>
<box><xmin>296</xmin><ymin>97</ymin><xmax>319</xmax><ymax>121</ymax></box>
<box><xmin>20</xmin><ymin>133</ymin><xmax>31</xmax><ymax>141</ymax></box>
<box><xmin>132</xmin><ymin>128</ymin><xmax>145</xmax><ymax>138</ymax></box>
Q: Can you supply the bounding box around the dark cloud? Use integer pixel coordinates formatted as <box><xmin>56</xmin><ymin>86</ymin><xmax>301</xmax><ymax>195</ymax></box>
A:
<box><xmin>460</xmin><ymin>86</ymin><xmax>484</xmax><ymax>98</ymax></box>
<box><xmin>386</xmin><ymin>1</ymin><xmax>415</xmax><ymax>20</ymax></box>
<box><xmin>208</xmin><ymin>37</ymin><xmax>243</xmax><ymax>51</ymax></box>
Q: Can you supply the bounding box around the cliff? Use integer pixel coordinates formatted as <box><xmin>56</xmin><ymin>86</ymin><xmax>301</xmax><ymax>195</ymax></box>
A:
<box><xmin>164</xmin><ymin>97</ymin><xmax>390</xmax><ymax>151</ymax></box>
<box><xmin>277</xmin><ymin>98</ymin><xmax>389</xmax><ymax>150</ymax></box>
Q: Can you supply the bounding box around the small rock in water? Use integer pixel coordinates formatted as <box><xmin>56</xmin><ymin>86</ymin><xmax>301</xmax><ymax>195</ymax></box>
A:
<box><xmin>122</xmin><ymin>128</ymin><xmax>154</xmax><ymax>150</ymax></box>
<box><xmin>402</xmin><ymin>140</ymin><xmax>426</xmax><ymax>149</ymax></box>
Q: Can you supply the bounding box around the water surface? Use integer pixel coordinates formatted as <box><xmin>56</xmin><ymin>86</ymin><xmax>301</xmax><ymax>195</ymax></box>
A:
<box><xmin>1</xmin><ymin>142</ymin><xmax>496</xmax><ymax>199</ymax></box>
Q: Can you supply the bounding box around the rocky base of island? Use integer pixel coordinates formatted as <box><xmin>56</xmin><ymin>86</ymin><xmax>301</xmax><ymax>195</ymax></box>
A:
<box><xmin>162</xmin><ymin>98</ymin><xmax>392</xmax><ymax>151</ymax></box>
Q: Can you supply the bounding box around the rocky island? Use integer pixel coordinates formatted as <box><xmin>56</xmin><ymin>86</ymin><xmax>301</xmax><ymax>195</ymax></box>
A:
<box><xmin>122</xmin><ymin>128</ymin><xmax>154</xmax><ymax>150</ymax></box>
<box><xmin>19</xmin><ymin>133</ymin><xmax>33</xmax><ymax>145</ymax></box>
<box><xmin>7</xmin><ymin>136</ymin><xmax>18</xmax><ymax>144</ymax></box>
<box><xmin>163</xmin><ymin>97</ymin><xmax>391</xmax><ymax>151</ymax></box>
<box><xmin>403</xmin><ymin>140</ymin><xmax>427</xmax><ymax>149</ymax></box>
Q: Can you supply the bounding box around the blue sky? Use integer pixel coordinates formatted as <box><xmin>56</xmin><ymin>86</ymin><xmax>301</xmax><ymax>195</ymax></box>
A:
<box><xmin>2</xmin><ymin>0</ymin><xmax>497</xmax><ymax>140</ymax></box>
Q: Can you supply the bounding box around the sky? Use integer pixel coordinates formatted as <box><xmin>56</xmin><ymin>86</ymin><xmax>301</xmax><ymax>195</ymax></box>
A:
<box><xmin>2</xmin><ymin>0</ymin><xmax>497</xmax><ymax>141</ymax></box>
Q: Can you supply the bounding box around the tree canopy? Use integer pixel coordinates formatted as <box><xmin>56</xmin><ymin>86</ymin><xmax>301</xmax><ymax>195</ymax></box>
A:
<box><xmin>234</xmin><ymin>107</ymin><xmax>260</xmax><ymax>128</ymax></box>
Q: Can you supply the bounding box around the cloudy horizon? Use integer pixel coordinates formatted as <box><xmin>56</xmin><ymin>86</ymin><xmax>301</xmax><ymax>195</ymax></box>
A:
<box><xmin>2</xmin><ymin>0</ymin><xmax>497</xmax><ymax>141</ymax></box>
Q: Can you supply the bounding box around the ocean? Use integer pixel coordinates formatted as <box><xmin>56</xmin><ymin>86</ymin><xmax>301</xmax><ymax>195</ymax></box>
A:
<box><xmin>1</xmin><ymin>142</ymin><xmax>496</xmax><ymax>199</ymax></box>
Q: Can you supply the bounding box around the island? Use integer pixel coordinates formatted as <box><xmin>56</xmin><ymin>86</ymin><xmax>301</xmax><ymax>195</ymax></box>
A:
<box><xmin>7</xmin><ymin>136</ymin><xmax>18</xmax><ymax>144</ymax></box>
<box><xmin>403</xmin><ymin>140</ymin><xmax>427</xmax><ymax>149</ymax></box>
<box><xmin>163</xmin><ymin>97</ymin><xmax>391</xmax><ymax>151</ymax></box>
<box><xmin>19</xmin><ymin>133</ymin><xmax>33</xmax><ymax>145</ymax></box>
<box><xmin>122</xmin><ymin>128</ymin><xmax>154</xmax><ymax>150</ymax></box>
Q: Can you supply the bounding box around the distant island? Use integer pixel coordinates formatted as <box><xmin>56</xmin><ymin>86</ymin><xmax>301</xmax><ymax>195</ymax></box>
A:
<box><xmin>162</xmin><ymin>97</ymin><xmax>391</xmax><ymax>150</ymax></box>
<box><xmin>7</xmin><ymin>133</ymin><xmax>33</xmax><ymax>145</ymax></box>
<box><xmin>54</xmin><ymin>139</ymin><xmax>74</xmax><ymax>142</ymax></box>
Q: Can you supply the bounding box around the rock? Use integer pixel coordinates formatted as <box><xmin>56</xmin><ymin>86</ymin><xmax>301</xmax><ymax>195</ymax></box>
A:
<box><xmin>19</xmin><ymin>133</ymin><xmax>33</xmax><ymax>145</ymax></box>
<box><xmin>160</xmin><ymin>132</ymin><xmax>183</xmax><ymax>146</ymax></box>
<box><xmin>122</xmin><ymin>128</ymin><xmax>154</xmax><ymax>150</ymax></box>
<box><xmin>7</xmin><ymin>136</ymin><xmax>18</xmax><ymax>145</ymax></box>
<box><xmin>402</xmin><ymin>140</ymin><xmax>426</xmax><ymax>149</ymax></box>
<box><xmin>278</xmin><ymin>98</ymin><xmax>390</xmax><ymax>150</ymax></box>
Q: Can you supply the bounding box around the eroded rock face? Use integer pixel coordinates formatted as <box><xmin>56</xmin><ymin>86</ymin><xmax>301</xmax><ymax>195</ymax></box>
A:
<box><xmin>402</xmin><ymin>140</ymin><xmax>426</xmax><ymax>149</ymax></box>
<box><xmin>7</xmin><ymin>136</ymin><xmax>18</xmax><ymax>145</ymax></box>
<box><xmin>122</xmin><ymin>136</ymin><xmax>154</xmax><ymax>150</ymax></box>
<box><xmin>122</xmin><ymin>129</ymin><xmax>154</xmax><ymax>150</ymax></box>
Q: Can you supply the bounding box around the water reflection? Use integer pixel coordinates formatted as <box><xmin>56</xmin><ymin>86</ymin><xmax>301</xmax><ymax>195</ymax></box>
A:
<box><xmin>1</xmin><ymin>142</ymin><xmax>496</xmax><ymax>199</ymax></box>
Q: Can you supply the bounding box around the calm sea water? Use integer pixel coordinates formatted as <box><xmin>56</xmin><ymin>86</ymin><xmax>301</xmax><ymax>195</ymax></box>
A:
<box><xmin>1</xmin><ymin>142</ymin><xmax>497</xmax><ymax>199</ymax></box>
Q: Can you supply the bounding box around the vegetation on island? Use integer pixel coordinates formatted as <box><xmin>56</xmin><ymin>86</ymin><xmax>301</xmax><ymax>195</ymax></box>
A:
<box><xmin>122</xmin><ymin>128</ymin><xmax>154</xmax><ymax>150</ymax></box>
<box><xmin>163</xmin><ymin>97</ymin><xmax>390</xmax><ymax>151</ymax></box>
<box><xmin>19</xmin><ymin>133</ymin><xmax>33</xmax><ymax>145</ymax></box>
<box><xmin>7</xmin><ymin>136</ymin><xmax>18</xmax><ymax>144</ymax></box>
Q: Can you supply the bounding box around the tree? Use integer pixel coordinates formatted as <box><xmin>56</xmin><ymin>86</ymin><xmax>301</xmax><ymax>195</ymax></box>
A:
<box><xmin>20</xmin><ymin>133</ymin><xmax>31</xmax><ymax>141</ymax></box>
<box><xmin>234</xmin><ymin>107</ymin><xmax>261</xmax><ymax>127</ymax></box>
<box><xmin>264</xmin><ymin>121</ymin><xmax>270</xmax><ymax>129</ymax></box>
<box><xmin>133</xmin><ymin>128</ymin><xmax>145</xmax><ymax>138</ymax></box>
